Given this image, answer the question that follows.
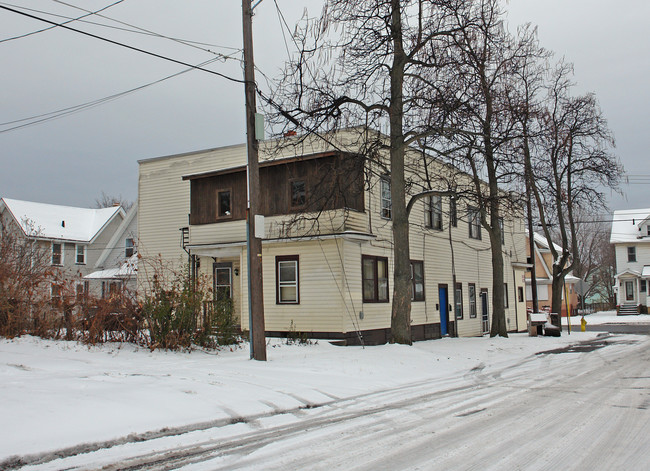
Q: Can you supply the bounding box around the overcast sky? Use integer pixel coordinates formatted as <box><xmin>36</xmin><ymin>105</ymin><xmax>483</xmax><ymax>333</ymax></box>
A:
<box><xmin>1</xmin><ymin>0</ymin><xmax>648</xmax><ymax>211</ymax></box>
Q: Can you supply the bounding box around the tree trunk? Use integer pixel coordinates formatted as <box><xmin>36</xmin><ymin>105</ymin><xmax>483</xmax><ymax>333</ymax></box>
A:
<box><xmin>551</xmin><ymin>267</ymin><xmax>564</xmax><ymax>330</ymax></box>
<box><xmin>489</xmin><ymin>210</ymin><xmax>508</xmax><ymax>338</ymax></box>
<box><xmin>389</xmin><ymin>0</ymin><xmax>412</xmax><ymax>344</ymax></box>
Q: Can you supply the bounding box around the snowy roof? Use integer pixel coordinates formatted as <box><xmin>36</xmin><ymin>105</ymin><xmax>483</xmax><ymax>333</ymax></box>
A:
<box><xmin>610</xmin><ymin>208</ymin><xmax>650</xmax><ymax>244</ymax></box>
<box><xmin>85</xmin><ymin>255</ymin><xmax>138</xmax><ymax>280</ymax></box>
<box><xmin>527</xmin><ymin>230</ymin><xmax>563</xmax><ymax>253</ymax></box>
<box><xmin>0</xmin><ymin>198</ymin><xmax>124</xmax><ymax>243</ymax></box>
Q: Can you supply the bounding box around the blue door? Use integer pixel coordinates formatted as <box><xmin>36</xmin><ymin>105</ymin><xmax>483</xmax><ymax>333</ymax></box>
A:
<box><xmin>439</xmin><ymin>286</ymin><xmax>448</xmax><ymax>336</ymax></box>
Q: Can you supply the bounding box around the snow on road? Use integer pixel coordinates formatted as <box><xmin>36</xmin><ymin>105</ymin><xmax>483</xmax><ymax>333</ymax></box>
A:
<box><xmin>1</xmin><ymin>328</ymin><xmax>649</xmax><ymax>470</ymax></box>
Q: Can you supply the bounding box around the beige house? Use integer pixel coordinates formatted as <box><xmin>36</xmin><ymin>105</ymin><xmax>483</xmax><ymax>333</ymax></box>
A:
<box><xmin>525</xmin><ymin>231</ymin><xmax>580</xmax><ymax>317</ymax></box>
<box><xmin>0</xmin><ymin>197</ymin><xmax>126</xmax><ymax>300</ymax></box>
<box><xmin>138</xmin><ymin>132</ymin><xmax>528</xmax><ymax>343</ymax></box>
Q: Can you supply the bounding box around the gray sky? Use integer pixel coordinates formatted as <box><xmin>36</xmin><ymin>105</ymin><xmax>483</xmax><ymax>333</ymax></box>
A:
<box><xmin>1</xmin><ymin>0</ymin><xmax>648</xmax><ymax>211</ymax></box>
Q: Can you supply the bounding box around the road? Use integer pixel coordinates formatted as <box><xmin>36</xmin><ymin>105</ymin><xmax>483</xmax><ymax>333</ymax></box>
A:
<box><xmin>12</xmin><ymin>334</ymin><xmax>650</xmax><ymax>471</ymax></box>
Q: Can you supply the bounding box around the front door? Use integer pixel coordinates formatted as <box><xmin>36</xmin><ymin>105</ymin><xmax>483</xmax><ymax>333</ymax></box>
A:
<box><xmin>214</xmin><ymin>263</ymin><xmax>233</xmax><ymax>301</ymax></box>
<box><xmin>625</xmin><ymin>280</ymin><xmax>635</xmax><ymax>302</ymax></box>
<box><xmin>481</xmin><ymin>288</ymin><xmax>489</xmax><ymax>334</ymax></box>
<box><xmin>439</xmin><ymin>285</ymin><xmax>449</xmax><ymax>336</ymax></box>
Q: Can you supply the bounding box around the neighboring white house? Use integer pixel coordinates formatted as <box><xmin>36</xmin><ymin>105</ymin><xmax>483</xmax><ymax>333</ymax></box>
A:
<box><xmin>610</xmin><ymin>208</ymin><xmax>650</xmax><ymax>314</ymax></box>
<box><xmin>85</xmin><ymin>204</ymin><xmax>138</xmax><ymax>296</ymax></box>
<box><xmin>138</xmin><ymin>131</ymin><xmax>529</xmax><ymax>344</ymax></box>
<box><xmin>0</xmin><ymin>197</ymin><xmax>126</xmax><ymax>300</ymax></box>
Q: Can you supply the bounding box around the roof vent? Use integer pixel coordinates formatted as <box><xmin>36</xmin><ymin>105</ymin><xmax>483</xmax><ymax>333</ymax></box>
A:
<box><xmin>61</xmin><ymin>220</ymin><xmax>65</xmax><ymax>228</ymax></box>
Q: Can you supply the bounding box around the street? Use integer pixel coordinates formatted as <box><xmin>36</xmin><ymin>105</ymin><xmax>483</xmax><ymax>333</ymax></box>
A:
<box><xmin>14</xmin><ymin>333</ymin><xmax>650</xmax><ymax>471</ymax></box>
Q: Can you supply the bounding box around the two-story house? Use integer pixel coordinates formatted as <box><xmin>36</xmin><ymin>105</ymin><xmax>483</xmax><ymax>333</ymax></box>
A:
<box><xmin>525</xmin><ymin>231</ymin><xmax>580</xmax><ymax>316</ymax></box>
<box><xmin>0</xmin><ymin>197</ymin><xmax>126</xmax><ymax>300</ymax></box>
<box><xmin>85</xmin><ymin>204</ymin><xmax>138</xmax><ymax>296</ymax></box>
<box><xmin>138</xmin><ymin>131</ymin><xmax>529</xmax><ymax>344</ymax></box>
<box><xmin>610</xmin><ymin>208</ymin><xmax>650</xmax><ymax>314</ymax></box>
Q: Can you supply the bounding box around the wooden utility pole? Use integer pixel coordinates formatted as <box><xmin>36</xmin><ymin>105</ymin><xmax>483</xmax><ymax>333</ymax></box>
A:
<box><xmin>242</xmin><ymin>0</ymin><xmax>266</xmax><ymax>361</ymax></box>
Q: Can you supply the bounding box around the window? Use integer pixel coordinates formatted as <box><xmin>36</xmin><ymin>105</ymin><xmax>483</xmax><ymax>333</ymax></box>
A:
<box><xmin>290</xmin><ymin>180</ymin><xmax>306</xmax><ymax>208</ymax></box>
<box><xmin>410</xmin><ymin>260</ymin><xmax>425</xmax><ymax>301</ymax></box>
<box><xmin>362</xmin><ymin>255</ymin><xmax>389</xmax><ymax>302</ymax></box>
<box><xmin>450</xmin><ymin>198</ymin><xmax>457</xmax><ymax>227</ymax></box>
<box><xmin>125</xmin><ymin>238</ymin><xmax>135</xmax><ymax>257</ymax></box>
<box><xmin>217</xmin><ymin>190</ymin><xmax>232</xmax><ymax>218</ymax></box>
<box><xmin>641</xmin><ymin>280</ymin><xmax>647</xmax><ymax>293</ymax></box>
<box><xmin>75</xmin><ymin>281</ymin><xmax>89</xmax><ymax>302</ymax></box>
<box><xmin>469</xmin><ymin>283</ymin><xmax>477</xmax><ymax>318</ymax></box>
<box><xmin>51</xmin><ymin>283</ymin><xmax>62</xmax><ymax>304</ymax></box>
<box><xmin>504</xmin><ymin>283</ymin><xmax>509</xmax><ymax>308</ymax></box>
<box><xmin>75</xmin><ymin>244</ymin><xmax>86</xmax><ymax>265</ymax></box>
<box><xmin>380</xmin><ymin>177</ymin><xmax>391</xmax><ymax>219</ymax></box>
<box><xmin>647</xmin><ymin>226</ymin><xmax>650</xmax><ymax>236</ymax></box>
<box><xmin>468</xmin><ymin>208</ymin><xmax>481</xmax><ymax>240</ymax></box>
<box><xmin>276</xmin><ymin>255</ymin><xmax>299</xmax><ymax>304</ymax></box>
<box><xmin>455</xmin><ymin>283</ymin><xmax>463</xmax><ymax>319</ymax></box>
<box><xmin>628</xmin><ymin>246</ymin><xmax>637</xmax><ymax>262</ymax></box>
<box><xmin>498</xmin><ymin>217</ymin><xmax>505</xmax><ymax>244</ymax></box>
<box><xmin>518</xmin><ymin>286</ymin><xmax>524</xmax><ymax>302</ymax></box>
<box><xmin>426</xmin><ymin>195</ymin><xmax>443</xmax><ymax>230</ymax></box>
<box><xmin>52</xmin><ymin>243</ymin><xmax>63</xmax><ymax>265</ymax></box>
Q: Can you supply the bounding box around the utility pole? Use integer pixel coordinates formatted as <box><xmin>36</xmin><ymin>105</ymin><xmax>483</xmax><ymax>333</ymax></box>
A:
<box><xmin>242</xmin><ymin>0</ymin><xmax>266</xmax><ymax>361</ymax></box>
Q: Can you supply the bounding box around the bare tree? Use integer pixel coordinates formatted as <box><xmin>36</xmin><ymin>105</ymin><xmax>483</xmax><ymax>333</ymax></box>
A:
<box><xmin>94</xmin><ymin>191</ymin><xmax>133</xmax><ymax>210</ymax></box>
<box><xmin>527</xmin><ymin>61</ymin><xmax>623</xmax><ymax>325</ymax></box>
<box><xmin>269</xmin><ymin>0</ymin><xmax>465</xmax><ymax>344</ymax></box>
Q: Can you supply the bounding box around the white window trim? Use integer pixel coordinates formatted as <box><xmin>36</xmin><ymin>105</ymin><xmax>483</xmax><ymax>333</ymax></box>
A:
<box><xmin>427</xmin><ymin>195</ymin><xmax>443</xmax><ymax>230</ymax></box>
<box><xmin>380</xmin><ymin>177</ymin><xmax>391</xmax><ymax>220</ymax></box>
<box><xmin>468</xmin><ymin>208</ymin><xmax>481</xmax><ymax>240</ymax></box>
<box><xmin>277</xmin><ymin>256</ymin><xmax>299</xmax><ymax>304</ymax></box>
<box><xmin>51</xmin><ymin>242</ymin><xmax>64</xmax><ymax>266</ymax></box>
<box><xmin>75</xmin><ymin>244</ymin><xmax>86</xmax><ymax>265</ymax></box>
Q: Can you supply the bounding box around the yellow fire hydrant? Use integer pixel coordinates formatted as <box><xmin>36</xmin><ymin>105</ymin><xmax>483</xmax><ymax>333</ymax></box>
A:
<box><xmin>581</xmin><ymin>316</ymin><xmax>587</xmax><ymax>332</ymax></box>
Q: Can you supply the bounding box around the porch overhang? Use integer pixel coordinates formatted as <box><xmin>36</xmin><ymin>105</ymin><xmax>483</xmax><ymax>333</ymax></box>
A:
<box><xmin>187</xmin><ymin>231</ymin><xmax>376</xmax><ymax>258</ymax></box>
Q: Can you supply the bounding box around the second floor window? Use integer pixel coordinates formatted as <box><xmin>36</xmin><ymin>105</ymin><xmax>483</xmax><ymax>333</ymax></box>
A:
<box><xmin>52</xmin><ymin>243</ymin><xmax>62</xmax><ymax>266</ymax></box>
<box><xmin>498</xmin><ymin>217</ymin><xmax>505</xmax><ymax>244</ymax></box>
<box><xmin>290</xmin><ymin>180</ymin><xmax>306</xmax><ymax>208</ymax></box>
<box><xmin>450</xmin><ymin>197</ymin><xmax>457</xmax><ymax>227</ymax></box>
<box><xmin>75</xmin><ymin>244</ymin><xmax>85</xmax><ymax>265</ymax></box>
<box><xmin>218</xmin><ymin>190</ymin><xmax>231</xmax><ymax>218</ymax></box>
<box><xmin>125</xmin><ymin>238</ymin><xmax>135</xmax><ymax>257</ymax></box>
<box><xmin>628</xmin><ymin>246</ymin><xmax>637</xmax><ymax>262</ymax></box>
<box><xmin>468</xmin><ymin>208</ymin><xmax>481</xmax><ymax>240</ymax></box>
<box><xmin>426</xmin><ymin>195</ymin><xmax>442</xmax><ymax>230</ymax></box>
<box><xmin>380</xmin><ymin>177</ymin><xmax>391</xmax><ymax>219</ymax></box>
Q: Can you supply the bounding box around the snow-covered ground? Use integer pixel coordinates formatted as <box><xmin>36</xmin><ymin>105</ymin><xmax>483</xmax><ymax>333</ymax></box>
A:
<box><xmin>568</xmin><ymin>309</ymin><xmax>650</xmax><ymax>325</ymax></box>
<box><xmin>2</xmin><ymin>313</ymin><xmax>649</xmax><ymax>469</ymax></box>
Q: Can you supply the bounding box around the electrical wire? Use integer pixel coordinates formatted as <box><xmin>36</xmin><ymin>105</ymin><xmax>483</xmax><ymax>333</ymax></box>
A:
<box><xmin>0</xmin><ymin>56</ymin><xmax>225</xmax><ymax>133</ymax></box>
<box><xmin>0</xmin><ymin>0</ymin><xmax>124</xmax><ymax>43</ymax></box>
<box><xmin>0</xmin><ymin>4</ymin><xmax>244</xmax><ymax>84</ymax></box>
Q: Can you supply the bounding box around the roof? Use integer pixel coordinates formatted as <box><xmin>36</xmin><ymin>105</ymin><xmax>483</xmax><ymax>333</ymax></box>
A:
<box><xmin>610</xmin><ymin>208</ymin><xmax>650</xmax><ymax>244</ymax></box>
<box><xmin>526</xmin><ymin>230</ymin><xmax>563</xmax><ymax>252</ymax></box>
<box><xmin>85</xmin><ymin>255</ymin><xmax>138</xmax><ymax>280</ymax></box>
<box><xmin>0</xmin><ymin>198</ymin><xmax>124</xmax><ymax>243</ymax></box>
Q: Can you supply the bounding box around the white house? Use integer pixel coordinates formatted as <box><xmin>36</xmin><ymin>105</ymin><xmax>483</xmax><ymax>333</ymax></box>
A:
<box><xmin>85</xmin><ymin>203</ymin><xmax>138</xmax><ymax>296</ymax></box>
<box><xmin>138</xmin><ymin>131</ymin><xmax>529</xmax><ymax>343</ymax></box>
<box><xmin>0</xmin><ymin>197</ymin><xmax>126</xmax><ymax>300</ymax></box>
<box><xmin>610</xmin><ymin>208</ymin><xmax>650</xmax><ymax>314</ymax></box>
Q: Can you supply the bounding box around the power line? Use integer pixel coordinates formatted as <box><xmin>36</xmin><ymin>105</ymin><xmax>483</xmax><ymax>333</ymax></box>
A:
<box><xmin>0</xmin><ymin>4</ymin><xmax>244</xmax><ymax>84</ymax></box>
<box><xmin>0</xmin><ymin>0</ymin><xmax>124</xmax><ymax>43</ymax></box>
<box><xmin>0</xmin><ymin>56</ymin><xmax>225</xmax><ymax>133</ymax></box>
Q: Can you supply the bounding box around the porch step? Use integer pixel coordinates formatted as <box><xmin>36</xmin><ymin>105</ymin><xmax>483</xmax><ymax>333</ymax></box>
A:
<box><xmin>619</xmin><ymin>304</ymin><xmax>638</xmax><ymax>315</ymax></box>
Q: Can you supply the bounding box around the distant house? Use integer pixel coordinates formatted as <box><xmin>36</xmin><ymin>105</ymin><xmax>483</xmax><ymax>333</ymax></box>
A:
<box><xmin>0</xmin><ymin>198</ymin><xmax>126</xmax><ymax>300</ymax></box>
<box><xmin>610</xmin><ymin>208</ymin><xmax>650</xmax><ymax>314</ymax></box>
<box><xmin>85</xmin><ymin>204</ymin><xmax>138</xmax><ymax>296</ymax></box>
<box><xmin>525</xmin><ymin>231</ymin><xmax>580</xmax><ymax>317</ymax></box>
<box><xmin>138</xmin><ymin>131</ymin><xmax>529</xmax><ymax>344</ymax></box>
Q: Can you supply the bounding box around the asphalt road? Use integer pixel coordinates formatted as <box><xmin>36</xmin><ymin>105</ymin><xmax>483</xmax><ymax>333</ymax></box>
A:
<box><xmin>16</xmin><ymin>334</ymin><xmax>650</xmax><ymax>471</ymax></box>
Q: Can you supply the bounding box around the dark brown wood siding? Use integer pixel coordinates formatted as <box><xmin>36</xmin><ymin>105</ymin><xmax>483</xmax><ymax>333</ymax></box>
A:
<box><xmin>189</xmin><ymin>153</ymin><xmax>364</xmax><ymax>225</ymax></box>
